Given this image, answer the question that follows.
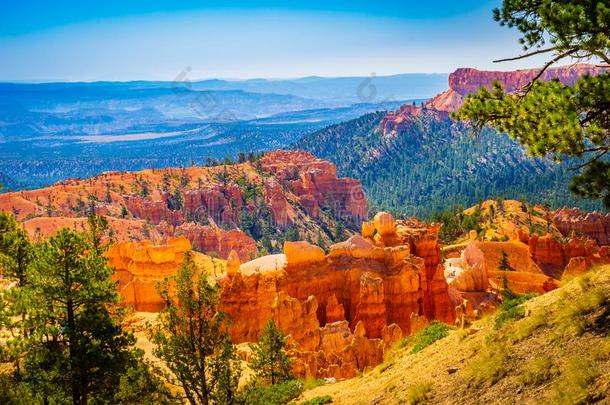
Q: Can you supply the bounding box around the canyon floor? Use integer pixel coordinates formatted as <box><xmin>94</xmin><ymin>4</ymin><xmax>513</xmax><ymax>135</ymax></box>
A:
<box><xmin>299</xmin><ymin>266</ymin><xmax>610</xmax><ymax>404</ymax></box>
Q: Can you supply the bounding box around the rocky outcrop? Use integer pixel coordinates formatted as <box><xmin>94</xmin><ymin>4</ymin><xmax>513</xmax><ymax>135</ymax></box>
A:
<box><xmin>380</xmin><ymin>65</ymin><xmax>607</xmax><ymax>136</ymax></box>
<box><xmin>0</xmin><ymin>150</ymin><xmax>366</xmax><ymax>259</ymax></box>
<box><xmin>106</xmin><ymin>237</ymin><xmax>226</xmax><ymax>311</ymax></box>
<box><xmin>107</xmin><ymin>237</ymin><xmax>191</xmax><ymax>311</ymax></box>
<box><xmin>525</xmin><ymin>233</ymin><xmax>604</xmax><ymax>278</ymax></box>
<box><xmin>173</xmin><ymin>222</ymin><xmax>256</xmax><ymax>261</ymax></box>
<box><xmin>444</xmin><ymin>242</ymin><xmax>489</xmax><ymax>292</ymax></box>
<box><xmin>218</xmin><ymin>212</ymin><xmax>454</xmax><ymax>378</ymax></box>
<box><xmin>426</xmin><ymin>64</ymin><xmax>607</xmax><ymax>112</ymax></box>
<box><xmin>553</xmin><ymin>207</ymin><xmax>610</xmax><ymax>246</ymax></box>
<box><xmin>379</xmin><ymin>104</ymin><xmax>450</xmax><ymax>135</ymax></box>
<box><xmin>444</xmin><ymin>239</ymin><xmax>560</xmax><ymax>319</ymax></box>
<box><xmin>259</xmin><ymin>150</ymin><xmax>368</xmax><ymax>227</ymax></box>
<box><xmin>379</xmin><ymin>64</ymin><xmax>606</xmax><ymax>136</ymax></box>
<box><xmin>124</xmin><ymin>194</ymin><xmax>183</xmax><ymax>226</ymax></box>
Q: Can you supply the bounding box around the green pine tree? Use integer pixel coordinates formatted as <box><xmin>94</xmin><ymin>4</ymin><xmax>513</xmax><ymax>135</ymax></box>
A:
<box><xmin>150</xmin><ymin>251</ymin><xmax>240</xmax><ymax>405</ymax></box>
<box><xmin>249</xmin><ymin>320</ymin><xmax>293</xmax><ymax>385</ymax></box>
<box><xmin>20</xmin><ymin>227</ymin><xmax>141</xmax><ymax>404</ymax></box>
<box><xmin>498</xmin><ymin>250</ymin><xmax>514</xmax><ymax>272</ymax></box>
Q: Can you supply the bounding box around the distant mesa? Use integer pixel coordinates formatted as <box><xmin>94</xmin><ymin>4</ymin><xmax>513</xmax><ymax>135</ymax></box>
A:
<box><xmin>380</xmin><ymin>63</ymin><xmax>607</xmax><ymax>134</ymax></box>
<box><xmin>426</xmin><ymin>63</ymin><xmax>607</xmax><ymax>113</ymax></box>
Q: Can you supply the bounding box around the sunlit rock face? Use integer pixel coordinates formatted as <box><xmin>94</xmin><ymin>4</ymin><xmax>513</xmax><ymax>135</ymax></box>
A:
<box><xmin>425</xmin><ymin>64</ymin><xmax>608</xmax><ymax>113</ymax></box>
<box><xmin>553</xmin><ymin>207</ymin><xmax>610</xmax><ymax>246</ymax></box>
<box><xmin>258</xmin><ymin>150</ymin><xmax>368</xmax><ymax>228</ymax></box>
<box><xmin>218</xmin><ymin>212</ymin><xmax>455</xmax><ymax>378</ymax></box>
<box><xmin>106</xmin><ymin>237</ymin><xmax>226</xmax><ymax>311</ymax></box>
<box><xmin>0</xmin><ymin>150</ymin><xmax>367</xmax><ymax>260</ymax></box>
<box><xmin>443</xmin><ymin>205</ymin><xmax>610</xmax><ymax>320</ymax></box>
<box><xmin>380</xmin><ymin>64</ymin><xmax>607</xmax><ymax>136</ymax></box>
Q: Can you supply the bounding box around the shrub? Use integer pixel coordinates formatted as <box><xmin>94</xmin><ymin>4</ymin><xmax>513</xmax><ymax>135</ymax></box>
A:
<box><xmin>301</xmin><ymin>395</ymin><xmax>333</xmax><ymax>405</ymax></box>
<box><xmin>518</xmin><ymin>357</ymin><xmax>553</xmax><ymax>387</ymax></box>
<box><xmin>508</xmin><ymin>310</ymin><xmax>547</xmax><ymax>342</ymax></box>
<box><xmin>300</xmin><ymin>379</ymin><xmax>325</xmax><ymax>390</ymax></box>
<box><xmin>238</xmin><ymin>380</ymin><xmax>303</xmax><ymax>405</ymax></box>
<box><xmin>555</xmin><ymin>285</ymin><xmax>608</xmax><ymax>335</ymax></box>
<box><xmin>494</xmin><ymin>290</ymin><xmax>537</xmax><ymax>330</ymax></box>
<box><xmin>405</xmin><ymin>382</ymin><xmax>433</xmax><ymax>404</ymax></box>
<box><xmin>410</xmin><ymin>322</ymin><xmax>451</xmax><ymax>354</ymax></box>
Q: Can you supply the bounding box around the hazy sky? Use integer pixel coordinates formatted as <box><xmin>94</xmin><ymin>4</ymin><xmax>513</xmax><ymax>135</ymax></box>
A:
<box><xmin>0</xmin><ymin>0</ymin><xmax>550</xmax><ymax>81</ymax></box>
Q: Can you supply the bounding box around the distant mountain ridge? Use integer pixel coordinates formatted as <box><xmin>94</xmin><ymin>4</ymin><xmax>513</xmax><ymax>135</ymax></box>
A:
<box><xmin>0</xmin><ymin>72</ymin><xmax>447</xmax><ymax>104</ymax></box>
<box><xmin>0</xmin><ymin>77</ymin><xmax>416</xmax><ymax>191</ymax></box>
<box><xmin>190</xmin><ymin>73</ymin><xmax>448</xmax><ymax>103</ymax></box>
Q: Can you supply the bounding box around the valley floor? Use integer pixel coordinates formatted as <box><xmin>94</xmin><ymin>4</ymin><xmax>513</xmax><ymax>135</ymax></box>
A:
<box><xmin>299</xmin><ymin>267</ymin><xmax>610</xmax><ymax>404</ymax></box>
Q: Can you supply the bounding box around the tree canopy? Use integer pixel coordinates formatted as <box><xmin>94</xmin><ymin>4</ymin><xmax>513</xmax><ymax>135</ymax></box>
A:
<box><xmin>249</xmin><ymin>320</ymin><xmax>293</xmax><ymax>386</ymax></box>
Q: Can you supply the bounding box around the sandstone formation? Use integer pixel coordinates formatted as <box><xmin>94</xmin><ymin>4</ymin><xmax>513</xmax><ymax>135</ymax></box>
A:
<box><xmin>0</xmin><ymin>150</ymin><xmax>366</xmax><ymax>259</ymax></box>
<box><xmin>107</xmin><ymin>237</ymin><xmax>226</xmax><ymax>311</ymax></box>
<box><xmin>173</xmin><ymin>222</ymin><xmax>256</xmax><ymax>261</ymax></box>
<box><xmin>426</xmin><ymin>64</ymin><xmax>607</xmax><ymax>112</ymax></box>
<box><xmin>380</xmin><ymin>64</ymin><xmax>606</xmax><ymax>136</ymax></box>
<box><xmin>444</xmin><ymin>200</ymin><xmax>610</xmax><ymax>320</ymax></box>
<box><xmin>218</xmin><ymin>212</ymin><xmax>454</xmax><ymax>378</ymax></box>
<box><xmin>553</xmin><ymin>207</ymin><xmax>610</xmax><ymax>246</ymax></box>
<box><xmin>379</xmin><ymin>104</ymin><xmax>450</xmax><ymax>135</ymax></box>
<box><xmin>258</xmin><ymin>150</ymin><xmax>368</xmax><ymax>228</ymax></box>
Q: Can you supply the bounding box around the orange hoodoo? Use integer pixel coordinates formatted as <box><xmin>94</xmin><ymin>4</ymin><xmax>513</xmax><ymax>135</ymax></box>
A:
<box><xmin>218</xmin><ymin>212</ymin><xmax>455</xmax><ymax>379</ymax></box>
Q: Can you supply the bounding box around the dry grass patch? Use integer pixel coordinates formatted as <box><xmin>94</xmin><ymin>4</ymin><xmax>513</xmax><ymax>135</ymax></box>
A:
<box><xmin>518</xmin><ymin>356</ymin><xmax>554</xmax><ymax>387</ymax></box>
<box><xmin>462</xmin><ymin>339</ymin><xmax>508</xmax><ymax>387</ymax></box>
<box><xmin>404</xmin><ymin>381</ymin><xmax>433</xmax><ymax>404</ymax></box>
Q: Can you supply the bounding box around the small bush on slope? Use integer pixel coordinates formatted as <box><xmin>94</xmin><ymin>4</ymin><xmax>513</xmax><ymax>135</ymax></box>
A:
<box><xmin>462</xmin><ymin>340</ymin><xmax>508</xmax><ymax>387</ymax></box>
<box><xmin>494</xmin><ymin>289</ymin><xmax>537</xmax><ymax>329</ymax></box>
<box><xmin>406</xmin><ymin>382</ymin><xmax>433</xmax><ymax>404</ymax></box>
<box><xmin>518</xmin><ymin>357</ymin><xmax>553</xmax><ymax>387</ymax></box>
<box><xmin>300</xmin><ymin>395</ymin><xmax>333</xmax><ymax>405</ymax></box>
<box><xmin>554</xmin><ymin>274</ymin><xmax>609</xmax><ymax>336</ymax></box>
<box><xmin>238</xmin><ymin>380</ymin><xmax>303</xmax><ymax>405</ymax></box>
<box><xmin>399</xmin><ymin>321</ymin><xmax>451</xmax><ymax>353</ymax></box>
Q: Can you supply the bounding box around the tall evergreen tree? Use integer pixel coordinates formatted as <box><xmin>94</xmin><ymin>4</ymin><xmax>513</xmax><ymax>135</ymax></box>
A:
<box><xmin>23</xmin><ymin>228</ymin><xmax>135</xmax><ymax>403</ymax></box>
<box><xmin>0</xmin><ymin>213</ymin><xmax>33</xmax><ymax>387</ymax></box>
<box><xmin>150</xmin><ymin>251</ymin><xmax>240</xmax><ymax>405</ymax></box>
<box><xmin>0</xmin><ymin>214</ymin><xmax>171</xmax><ymax>404</ymax></box>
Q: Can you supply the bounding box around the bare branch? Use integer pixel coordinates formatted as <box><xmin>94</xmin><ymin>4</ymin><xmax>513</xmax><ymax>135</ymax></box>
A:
<box><xmin>570</xmin><ymin>149</ymin><xmax>609</xmax><ymax>171</ymax></box>
<box><xmin>517</xmin><ymin>48</ymin><xmax>578</xmax><ymax>96</ymax></box>
<box><xmin>493</xmin><ymin>46</ymin><xmax>557</xmax><ymax>63</ymax></box>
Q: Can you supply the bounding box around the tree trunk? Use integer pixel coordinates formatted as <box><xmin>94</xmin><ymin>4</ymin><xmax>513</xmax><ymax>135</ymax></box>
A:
<box><xmin>67</xmin><ymin>297</ymin><xmax>80</xmax><ymax>405</ymax></box>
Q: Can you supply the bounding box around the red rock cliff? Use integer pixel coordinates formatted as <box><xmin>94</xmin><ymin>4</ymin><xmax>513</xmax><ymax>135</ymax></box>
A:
<box><xmin>0</xmin><ymin>150</ymin><xmax>366</xmax><ymax>258</ymax></box>
<box><xmin>425</xmin><ymin>64</ymin><xmax>607</xmax><ymax>112</ymax></box>
<box><xmin>553</xmin><ymin>207</ymin><xmax>610</xmax><ymax>246</ymax></box>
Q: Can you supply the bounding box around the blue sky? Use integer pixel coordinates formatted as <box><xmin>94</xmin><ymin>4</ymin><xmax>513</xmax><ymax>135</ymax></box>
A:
<box><xmin>0</xmin><ymin>0</ymin><xmax>548</xmax><ymax>81</ymax></box>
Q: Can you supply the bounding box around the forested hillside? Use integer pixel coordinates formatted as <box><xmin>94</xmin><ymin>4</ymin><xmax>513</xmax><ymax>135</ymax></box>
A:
<box><xmin>295</xmin><ymin>111</ymin><xmax>602</xmax><ymax>218</ymax></box>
